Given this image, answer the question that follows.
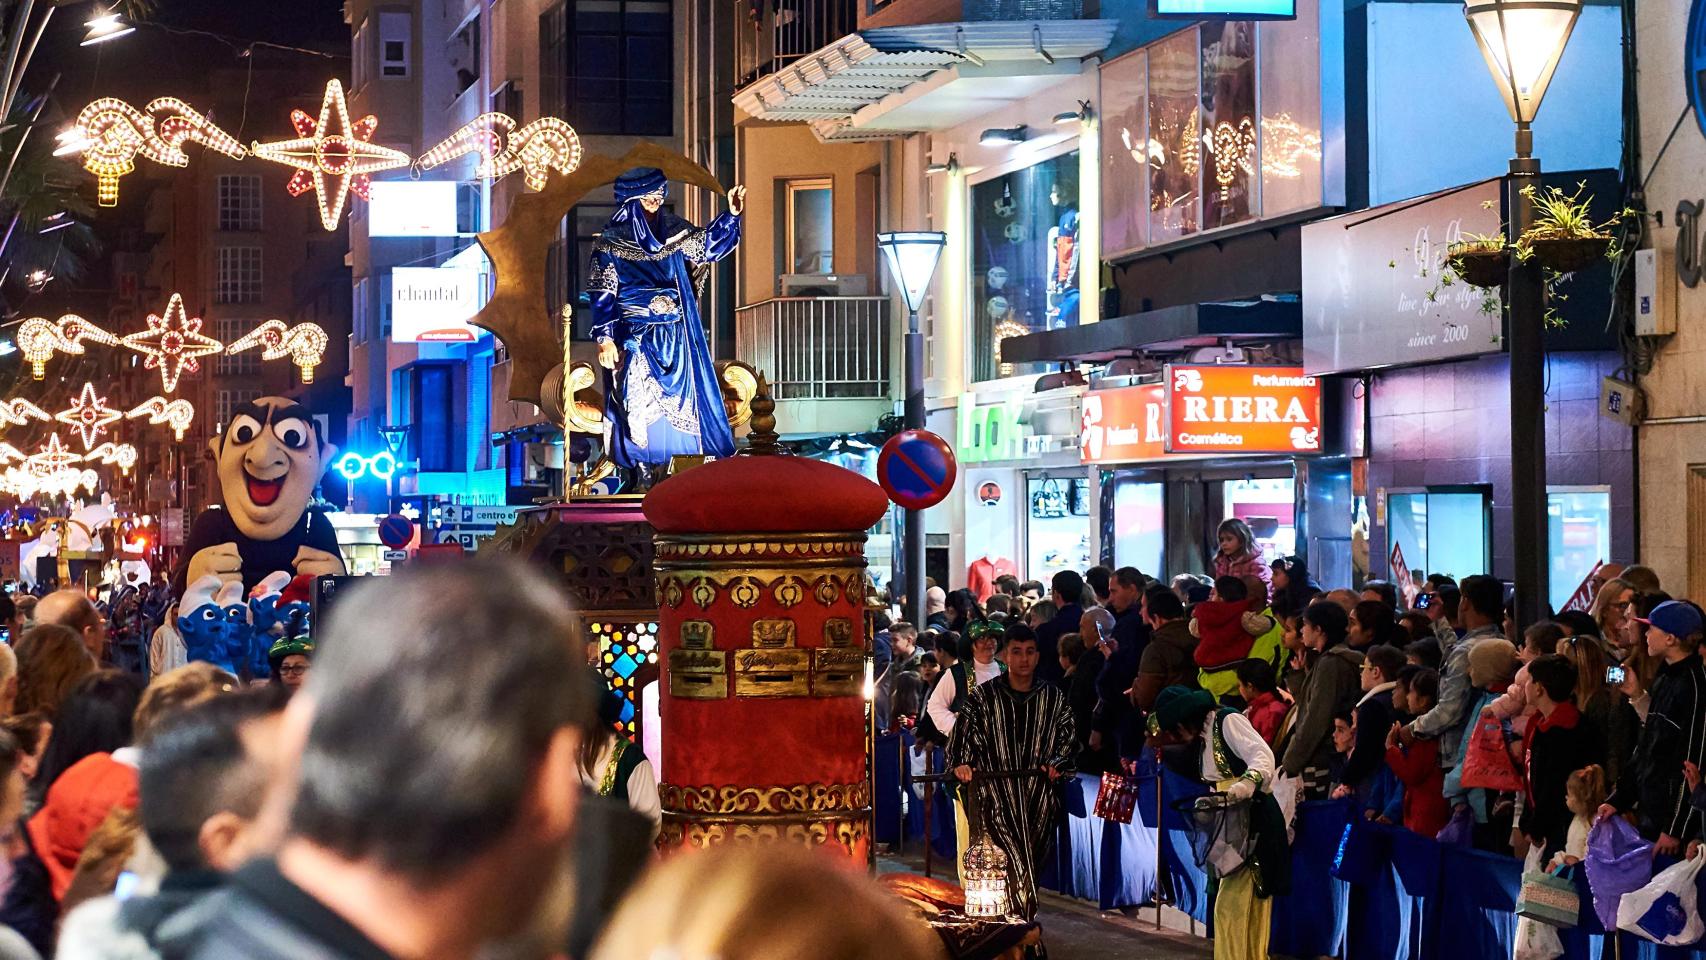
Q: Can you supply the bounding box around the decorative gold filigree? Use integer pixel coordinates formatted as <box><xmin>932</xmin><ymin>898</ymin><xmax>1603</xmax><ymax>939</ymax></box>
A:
<box><xmin>657</xmin><ymin>817</ymin><xmax>866</xmax><ymax>856</ymax></box>
<box><xmin>773</xmin><ymin>576</ymin><xmax>805</xmax><ymax>608</ymax></box>
<box><xmin>813</xmin><ymin>576</ymin><xmax>841</xmax><ymax>607</ymax></box>
<box><xmin>661</xmin><ymin>577</ymin><xmax>685</xmax><ymax>609</ymax></box>
<box><xmin>681</xmin><ymin>620</ymin><xmax>714</xmax><ymax>649</ymax></box>
<box><xmin>690</xmin><ymin>578</ymin><xmax>717</xmax><ymax>609</ymax></box>
<box><xmin>659</xmin><ymin>781</ymin><xmax>872</xmax><ymax>815</ymax></box>
<box><xmin>751</xmin><ymin>620</ymin><xmax>796</xmax><ymax>648</ymax></box>
<box><xmin>823</xmin><ymin>618</ymin><xmax>853</xmax><ymax>648</ymax></box>
<box><xmin>728</xmin><ymin>577</ymin><xmax>761</xmax><ymax>608</ymax></box>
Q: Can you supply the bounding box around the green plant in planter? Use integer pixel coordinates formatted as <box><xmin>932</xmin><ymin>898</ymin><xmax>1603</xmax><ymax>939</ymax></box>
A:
<box><xmin>1445</xmin><ymin>231</ymin><xmax>1511</xmax><ymax>290</ymax></box>
<box><xmin>1515</xmin><ymin>182</ymin><xmax>1628</xmax><ymax>270</ymax></box>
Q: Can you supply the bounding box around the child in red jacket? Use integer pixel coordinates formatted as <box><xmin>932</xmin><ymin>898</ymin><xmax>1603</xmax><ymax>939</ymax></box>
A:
<box><xmin>1385</xmin><ymin>666</ymin><xmax>1450</xmax><ymax>837</ymax></box>
<box><xmin>1191</xmin><ymin>576</ymin><xmax>1275</xmax><ymax>672</ymax></box>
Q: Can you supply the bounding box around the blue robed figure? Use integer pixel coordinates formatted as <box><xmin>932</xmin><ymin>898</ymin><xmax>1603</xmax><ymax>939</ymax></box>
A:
<box><xmin>590</xmin><ymin>168</ymin><xmax>745</xmax><ymax>469</ymax></box>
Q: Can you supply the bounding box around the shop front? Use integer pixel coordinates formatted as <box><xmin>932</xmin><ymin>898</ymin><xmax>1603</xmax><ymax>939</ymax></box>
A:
<box><xmin>955</xmin><ymin>386</ymin><xmax>1091</xmax><ymax>593</ymax></box>
<box><xmin>1082</xmin><ymin>364</ymin><xmax>1335</xmax><ymax>582</ymax></box>
<box><xmin>1301</xmin><ymin>177</ymin><xmax>1634</xmax><ymax>599</ymax></box>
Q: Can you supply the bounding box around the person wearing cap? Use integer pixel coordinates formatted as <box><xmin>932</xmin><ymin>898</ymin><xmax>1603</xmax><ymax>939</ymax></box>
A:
<box><xmin>1150</xmin><ymin>685</ymin><xmax>1289</xmax><ymax>960</ymax></box>
<box><xmin>267</xmin><ymin>639</ymin><xmax>313</xmax><ymax>697</ymax></box>
<box><xmin>1597</xmin><ymin>599</ymin><xmax>1706</xmax><ymax>854</ymax></box>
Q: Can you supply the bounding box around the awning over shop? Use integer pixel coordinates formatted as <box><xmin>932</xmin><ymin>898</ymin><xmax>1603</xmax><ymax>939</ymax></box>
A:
<box><xmin>732</xmin><ymin>20</ymin><xmax>1118</xmax><ymax>141</ymax></box>
<box><xmin>1001</xmin><ymin>300</ymin><xmax>1303</xmax><ymax>364</ymax></box>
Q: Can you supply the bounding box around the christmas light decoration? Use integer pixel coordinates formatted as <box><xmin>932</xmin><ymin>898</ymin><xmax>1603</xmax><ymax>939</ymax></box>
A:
<box><xmin>121</xmin><ymin>294</ymin><xmax>224</xmax><ymax>393</ymax></box>
<box><xmin>27</xmin><ymin>434</ymin><xmax>81</xmax><ymax>474</ymax></box>
<box><xmin>0</xmin><ymin>464</ymin><xmax>98</xmax><ymax>500</ymax></box>
<box><xmin>415</xmin><ymin>113</ymin><xmax>583</xmax><ymax>191</ymax></box>
<box><xmin>1209</xmin><ymin>117</ymin><xmax>1256</xmax><ymax>198</ymax></box>
<box><xmin>54</xmin><ymin>382</ymin><xmax>123</xmax><ymax>450</ymax></box>
<box><xmin>249</xmin><ymin>79</ymin><xmax>410</xmax><ymax>231</ymax></box>
<box><xmin>0</xmin><ymin>443</ymin><xmax>26</xmax><ymax>464</ymax></box>
<box><xmin>68</xmin><ymin>97</ymin><xmax>245</xmax><ymax>206</ymax></box>
<box><xmin>226</xmin><ymin>320</ymin><xmax>329</xmax><ymax>383</ymax></box>
<box><xmin>16</xmin><ymin>315</ymin><xmax>121</xmax><ymax>379</ymax></box>
<box><xmin>1259</xmin><ymin>112</ymin><xmax>1323</xmax><ymax>180</ymax></box>
<box><xmin>85</xmin><ymin>442</ymin><xmax>138</xmax><ymax>475</ymax></box>
<box><xmin>0</xmin><ymin>399</ymin><xmax>51</xmax><ymax>427</ymax></box>
<box><xmin>125</xmin><ymin>397</ymin><xmax>196</xmax><ymax>441</ymax></box>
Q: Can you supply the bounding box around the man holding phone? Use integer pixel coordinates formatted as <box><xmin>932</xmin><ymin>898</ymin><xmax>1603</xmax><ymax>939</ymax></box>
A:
<box><xmin>1598</xmin><ymin>601</ymin><xmax>1706</xmax><ymax>855</ymax></box>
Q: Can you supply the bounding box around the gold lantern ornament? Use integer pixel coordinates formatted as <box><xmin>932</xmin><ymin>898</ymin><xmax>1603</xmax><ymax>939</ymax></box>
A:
<box><xmin>961</xmin><ymin>832</ymin><xmax>1010</xmax><ymax>918</ymax></box>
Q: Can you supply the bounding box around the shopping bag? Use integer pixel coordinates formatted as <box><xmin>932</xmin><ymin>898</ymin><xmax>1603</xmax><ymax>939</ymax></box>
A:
<box><xmin>1094</xmin><ymin>761</ymin><xmax>1140</xmax><ymax>825</ymax></box>
<box><xmin>1514</xmin><ymin>915</ymin><xmax>1565</xmax><ymax>960</ymax></box>
<box><xmin>1517</xmin><ymin>863</ymin><xmax>1580</xmax><ymax>928</ymax></box>
<box><xmin>1616</xmin><ymin>848</ymin><xmax>1706</xmax><ymax>946</ymax></box>
<box><xmin>1459</xmin><ymin>716</ymin><xmax>1523</xmax><ymax>792</ymax></box>
<box><xmin>1436</xmin><ymin>805</ymin><xmax>1473</xmax><ymax>847</ymax></box>
<box><xmin>1585</xmin><ymin>815</ymin><xmax>1655</xmax><ymax>931</ymax></box>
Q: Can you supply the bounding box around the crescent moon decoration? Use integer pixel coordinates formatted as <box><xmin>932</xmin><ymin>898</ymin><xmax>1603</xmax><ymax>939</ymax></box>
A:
<box><xmin>471</xmin><ymin>142</ymin><xmax>726</xmax><ymax>407</ymax></box>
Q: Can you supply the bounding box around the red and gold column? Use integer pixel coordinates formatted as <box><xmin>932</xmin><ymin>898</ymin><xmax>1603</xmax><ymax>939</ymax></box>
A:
<box><xmin>644</xmin><ymin>396</ymin><xmax>889</xmax><ymax>861</ymax></box>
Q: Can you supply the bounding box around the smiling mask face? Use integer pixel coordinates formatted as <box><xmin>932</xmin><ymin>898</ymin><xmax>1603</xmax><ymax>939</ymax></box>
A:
<box><xmin>210</xmin><ymin>398</ymin><xmax>335</xmax><ymax>541</ymax></box>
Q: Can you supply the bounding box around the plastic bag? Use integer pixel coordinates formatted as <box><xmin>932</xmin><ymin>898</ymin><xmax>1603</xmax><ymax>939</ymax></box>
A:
<box><xmin>1436</xmin><ymin>805</ymin><xmax>1473</xmax><ymax>847</ymax></box>
<box><xmin>1585</xmin><ymin>815</ymin><xmax>1655</xmax><ymax>931</ymax></box>
<box><xmin>1616</xmin><ymin>848</ymin><xmax>1706</xmax><ymax>946</ymax></box>
<box><xmin>1514</xmin><ymin>915</ymin><xmax>1565</xmax><ymax>960</ymax></box>
<box><xmin>1459</xmin><ymin>717</ymin><xmax>1523</xmax><ymax>792</ymax></box>
<box><xmin>1271</xmin><ymin>772</ymin><xmax>1301</xmax><ymax>843</ymax></box>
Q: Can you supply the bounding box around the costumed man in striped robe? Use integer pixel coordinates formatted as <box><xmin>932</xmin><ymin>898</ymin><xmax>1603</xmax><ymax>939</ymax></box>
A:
<box><xmin>1152</xmin><ymin>685</ymin><xmax>1292</xmax><ymax>960</ymax></box>
<box><xmin>949</xmin><ymin>628</ymin><xmax>1077</xmax><ymax>923</ymax></box>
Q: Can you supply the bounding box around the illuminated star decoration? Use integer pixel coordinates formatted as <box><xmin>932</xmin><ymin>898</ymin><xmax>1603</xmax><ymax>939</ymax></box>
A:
<box><xmin>248</xmin><ymin>79</ymin><xmax>410</xmax><ymax>231</ymax></box>
<box><xmin>27</xmin><ymin>434</ymin><xmax>80</xmax><ymax>473</ymax></box>
<box><xmin>121</xmin><ymin>294</ymin><xmax>224</xmax><ymax>393</ymax></box>
<box><xmin>16</xmin><ymin>315</ymin><xmax>121</xmax><ymax>379</ymax></box>
<box><xmin>54</xmin><ymin>382</ymin><xmax>123</xmax><ymax>450</ymax></box>
<box><xmin>125</xmin><ymin>396</ymin><xmax>196</xmax><ymax>442</ymax></box>
<box><xmin>0</xmin><ymin>399</ymin><xmax>51</xmax><ymax>427</ymax></box>
<box><xmin>416</xmin><ymin>113</ymin><xmax>583</xmax><ymax>191</ymax></box>
<box><xmin>64</xmin><ymin>97</ymin><xmax>246</xmax><ymax>206</ymax></box>
<box><xmin>226</xmin><ymin>320</ymin><xmax>329</xmax><ymax>383</ymax></box>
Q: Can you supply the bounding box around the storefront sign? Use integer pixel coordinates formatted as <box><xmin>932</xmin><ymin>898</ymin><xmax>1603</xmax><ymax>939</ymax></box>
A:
<box><xmin>391</xmin><ymin>266</ymin><xmax>485</xmax><ymax>343</ymax></box>
<box><xmin>1300</xmin><ymin>179</ymin><xmax>1504</xmax><ymax>376</ymax></box>
<box><xmin>1152</xmin><ymin>0</ymin><xmax>1294</xmax><ymax>18</ymax></box>
<box><xmin>1081</xmin><ymin>384</ymin><xmax>1167</xmax><ymax>464</ymax></box>
<box><xmin>367</xmin><ymin>181</ymin><xmax>459</xmax><ymax>237</ymax></box>
<box><xmin>1164</xmin><ymin>365</ymin><xmax>1323</xmax><ymax>454</ymax></box>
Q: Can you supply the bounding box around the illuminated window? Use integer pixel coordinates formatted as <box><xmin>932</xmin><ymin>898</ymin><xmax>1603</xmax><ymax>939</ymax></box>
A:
<box><xmin>216</xmin><ymin>247</ymin><xmax>263</xmax><ymax>305</ymax></box>
<box><xmin>214</xmin><ymin>388</ymin><xmax>260</xmax><ymax>434</ymax></box>
<box><xmin>969</xmin><ymin>151</ymin><xmax>1080</xmax><ymax>383</ymax></box>
<box><xmin>783</xmin><ymin>179</ymin><xmax>833</xmax><ymax>275</ymax></box>
<box><xmin>217</xmin><ymin>175</ymin><xmax>262</xmax><ymax>232</ymax></box>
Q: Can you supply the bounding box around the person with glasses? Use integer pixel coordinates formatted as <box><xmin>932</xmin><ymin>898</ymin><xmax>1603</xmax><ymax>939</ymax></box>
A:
<box><xmin>266</xmin><ymin>638</ymin><xmax>313</xmax><ymax>697</ymax></box>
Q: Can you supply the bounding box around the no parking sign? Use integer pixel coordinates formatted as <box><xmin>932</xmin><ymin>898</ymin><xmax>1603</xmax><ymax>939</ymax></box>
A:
<box><xmin>877</xmin><ymin>430</ymin><xmax>957</xmax><ymax>510</ymax></box>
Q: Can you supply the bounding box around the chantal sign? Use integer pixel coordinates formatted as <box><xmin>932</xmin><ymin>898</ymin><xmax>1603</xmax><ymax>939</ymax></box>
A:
<box><xmin>1164</xmin><ymin>365</ymin><xmax>1323</xmax><ymax>454</ymax></box>
<box><xmin>1081</xmin><ymin>384</ymin><xmax>1167</xmax><ymax>464</ymax></box>
<box><xmin>391</xmin><ymin>266</ymin><xmax>486</xmax><ymax>343</ymax></box>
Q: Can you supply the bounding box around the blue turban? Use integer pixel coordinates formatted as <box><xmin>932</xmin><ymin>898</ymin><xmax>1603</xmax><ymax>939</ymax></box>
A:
<box><xmin>614</xmin><ymin>168</ymin><xmax>669</xmax><ymax>203</ymax></box>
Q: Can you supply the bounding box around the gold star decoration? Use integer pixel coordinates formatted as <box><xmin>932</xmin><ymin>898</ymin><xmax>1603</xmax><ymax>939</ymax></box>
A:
<box><xmin>249</xmin><ymin>79</ymin><xmax>411</xmax><ymax>231</ymax></box>
<box><xmin>121</xmin><ymin>293</ymin><xmax>224</xmax><ymax>393</ymax></box>
<box><xmin>54</xmin><ymin>382</ymin><xmax>123</xmax><ymax>450</ymax></box>
<box><xmin>471</xmin><ymin>143</ymin><xmax>725</xmax><ymax>406</ymax></box>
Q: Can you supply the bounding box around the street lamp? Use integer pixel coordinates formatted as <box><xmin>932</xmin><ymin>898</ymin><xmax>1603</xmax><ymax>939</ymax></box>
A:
<box><xmin>80</xmin><ymin>8</ymin><xmax>135</xmax><ymax>46</ymax></box>
<box><xmin>877</xmin><ymin>230</ymin><xmax>946</xmax><ymax>625</ymax></box>
<box><xmin>1463</xmin><ymin>0</ymin><xmax>1580</xmax><ymax>627</ymax></box>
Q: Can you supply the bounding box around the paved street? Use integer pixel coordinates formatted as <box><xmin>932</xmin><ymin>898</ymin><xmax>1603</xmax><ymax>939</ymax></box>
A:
<box><xmin>1038</xmin><ymin>895</ymin><xmax>1211</xmax><ymax>960</ymax></box>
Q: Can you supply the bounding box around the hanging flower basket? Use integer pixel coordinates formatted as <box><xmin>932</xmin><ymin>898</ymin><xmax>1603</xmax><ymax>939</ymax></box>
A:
<box><xmin>1445</xmin><ymin>243</ymin><xmax>1509</xmax><ymax>289</ymax></box>
<box><xmin>1528</xmin><ymin>235</ymin><xmax>1613</xmax><ymax>274</ymax></box>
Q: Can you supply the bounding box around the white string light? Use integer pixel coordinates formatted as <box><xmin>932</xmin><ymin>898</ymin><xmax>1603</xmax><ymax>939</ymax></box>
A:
<box><xmin>16</xmin><ymin>315</ymin><xmax>121</xmax><ymax>379</ymax></box>
<box><xmin>415</xmin><ymin>113</ymin><xmax>583</xmax><ymax>191</ymax></box>
<box><xmin>68</xmin><ymin>96</ymin><xmax>245</xmax><ymax>206</ymax></box>
<box><xmin>120</xmin><ymin>293</ymin><xmax>224</xmax><ymax>394</ymax></box>
<box><xmin>125</xmin><ymin>396</ymin><xmax>196</xmax><ymax>441</ymax></box>
<box><xmin>249</xmin><ymin>79</ymin><xmax>410</xmax><ymax>231</ymax></box>
<box><xmin>225</xmin><ymin>320</ymin><xmax>329</xmax><ymax>383</ymax></box>
<box><xmin>0</xmin><ymin>399</ymin><xmax>51</xmax><ymax>427</ymax></box>
<box><xmin>53</xmin><ymin>382</ymin><xmax>122</xmax><ymax>450</ymax></box>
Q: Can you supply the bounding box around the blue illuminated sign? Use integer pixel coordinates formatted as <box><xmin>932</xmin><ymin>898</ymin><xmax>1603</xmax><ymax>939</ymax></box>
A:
<box><xmin>1150</xmin><ymin>0</ymin><xmax>1295</xmax><ymax>18</ymax></box>
<box><xmin>1690</xmin><ymin>0</ymin><xmax>1706</xmax><ymax>138</ymax></box>
<box><xmin>335</xmin><ymin>451</ymin><xmax>397</xmax><ymax>482</ymax></box>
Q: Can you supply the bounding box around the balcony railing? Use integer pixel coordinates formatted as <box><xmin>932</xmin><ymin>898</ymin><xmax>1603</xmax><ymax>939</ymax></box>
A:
<box><xmin>735</xmin><ymin>297</ymin><xmax>891</xmax><ymax>401</ymax></box>
<box><xmin>735</xmin><ymin>0</ymin><xmax>859</xmax><ymax>88</ymax></box>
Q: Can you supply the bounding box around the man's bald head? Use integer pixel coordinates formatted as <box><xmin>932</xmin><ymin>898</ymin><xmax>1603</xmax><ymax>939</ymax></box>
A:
<box><xmin>35</xmin><ymin>590</ymin><xmax>105</xmax><ymax>662</ymax></box>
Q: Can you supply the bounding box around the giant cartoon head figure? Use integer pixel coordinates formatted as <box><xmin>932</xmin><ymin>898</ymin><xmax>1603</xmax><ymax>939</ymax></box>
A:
<box><xmin>211</xmin><ymin>397</ymin><xmax>335</xmax><ymax>541</ymax></box>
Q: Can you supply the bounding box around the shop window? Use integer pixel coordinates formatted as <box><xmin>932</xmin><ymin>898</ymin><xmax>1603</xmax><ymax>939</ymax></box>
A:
<box><xmin>783</xmin><ymin>179</ymin><xmax>833</xmax><ymax>275</ymax></box>
<box><xmin>1146</xmin><ymin>30</ymin><xmax>1199</xmax><ymax>244</ymax></box>
<box><xmin>1027</xmin><ymin>474</ymin><xmax>1090</xmax><ymax>584</ymax></box>
<box><xmin>1224</xmin><ymin>477</ymin><xmax>1296</xmax><ymax>563</ymax></box>
<box><xmin>352</xmin><ymin>17</ymin><xmax>372</xmax><ymax>89</ymax></box>
<box><xmin>1200</xmin><ymin>21</ymin><xmax>1256</xmax><ymax>229</ymax></box>
<box><xmin>1101</xmin><ymin>49</ymin><xmax>1148</xmax><ymax>256</ymax></box>
<box><xmin>1258</xmin><ymin>0</ymin><xmax>1324</xmax><ymax>217</ymax></box>
<box><xmin>969</xmin><ymin>150</ymin><xmax>1080</xmax><ymax>383</ymax></box>
<box><xmin>1387</xmin><ymin>487</ymin><xmax>1490</xmax><ymax>585</ymax></box>
<box><xmin>1113</xmin><ymin>477</ymin><xmax>1165</xmax><ymax>578</ymax></box>
<box><xmin>1548</xmin><ymin>487</ymin><xmax>1611</xmax><ymax>613</ymax></box>
<box><xmin>409</xmin><ymin>364</ymin><xmax>459</xmax><ymax>472</ymax></box>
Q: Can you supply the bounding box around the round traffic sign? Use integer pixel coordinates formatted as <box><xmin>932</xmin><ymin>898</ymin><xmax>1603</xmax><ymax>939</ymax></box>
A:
<box><xmin>877</xmin><ymin>429</ymin><xmax>957</xmax><ymax>511</ymax></box>
<box><xmin>377</xmin><ymin>513</ymin><xmax>414</xmax><ymax>550</ymax></box>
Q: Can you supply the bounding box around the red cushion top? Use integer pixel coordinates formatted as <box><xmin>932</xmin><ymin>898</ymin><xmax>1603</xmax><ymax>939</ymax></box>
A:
<box><xmin>644</xmin><ymin>454</ymin><xmax>889</xmax><ymax>534</ymax></box>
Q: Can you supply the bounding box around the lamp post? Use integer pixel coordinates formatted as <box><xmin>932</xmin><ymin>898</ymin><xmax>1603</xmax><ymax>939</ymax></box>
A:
<box><xmin>877</xmin><ymin>230</ymin><xmax>946</xmax><ymax>625</ymax></box>
<box><xmin>1464</xmin><ymin>0</ymin><xmax>1580</xmax><ymax>628</ymax></box>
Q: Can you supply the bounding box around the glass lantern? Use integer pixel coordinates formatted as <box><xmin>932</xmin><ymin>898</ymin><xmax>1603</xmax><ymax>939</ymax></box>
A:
<box><xmin>961</xmin><ymin>834</ymin><xmax>1009</xmax><ymax>918</ymax></box>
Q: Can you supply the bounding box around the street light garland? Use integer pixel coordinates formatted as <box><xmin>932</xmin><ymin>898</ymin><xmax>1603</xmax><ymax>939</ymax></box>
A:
<box><xmin>224</xmin><ymin>320</ymin><xmax>329</xmax><ymax>383</ymax></box>
<box><xmin>63</xmin><ymin>82</ymin><xmax>588</xmax><ymax>228</ymax></box>
<box><xmin>120</xmin><ymin>293</ymin><xmax>224</xmax><ymax>394</ymax></box>
<box><xmin>53</xmin><ymin>382</ymin><xmax>123</xmax><ymax>450</ymax></box>
<box><xmin>125</xmin><ymin>397</ymin><xmax>196</xmax><ymax>442</ymax></box>
<box><xmin>16</xmin><ymin>315</ymin><xmax>120</xmax><ymax>380</ymax></box>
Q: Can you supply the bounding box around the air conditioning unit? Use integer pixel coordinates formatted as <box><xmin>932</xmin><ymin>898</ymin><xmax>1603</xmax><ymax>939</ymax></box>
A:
<box><xmin>780</xmin><ymin>274</ymin><xmax>870</xmax><ymax>297</ymax></box>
